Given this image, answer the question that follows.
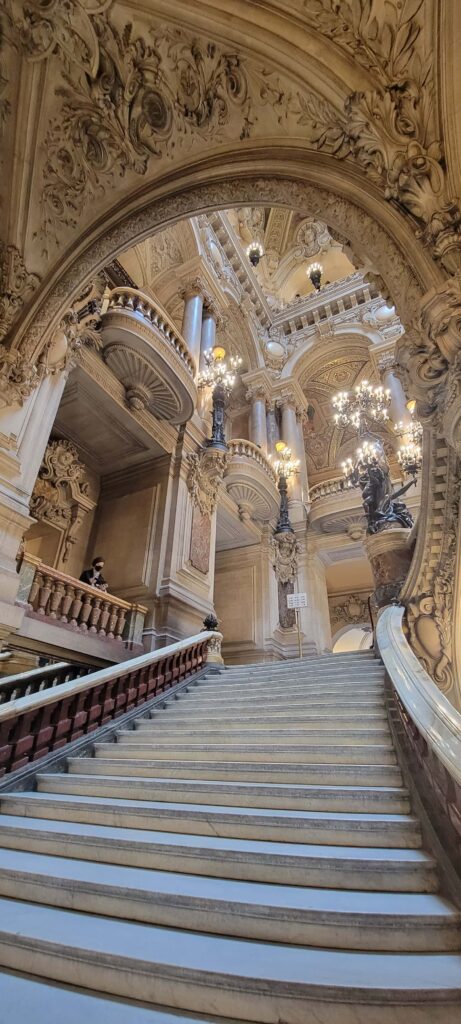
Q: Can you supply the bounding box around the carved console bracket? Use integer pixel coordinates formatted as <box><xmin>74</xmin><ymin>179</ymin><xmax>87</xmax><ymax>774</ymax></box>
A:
<box><xmin>186</xmin><ymin>446</ymin><xmax>229</xmax><ymax>518</ymax></box>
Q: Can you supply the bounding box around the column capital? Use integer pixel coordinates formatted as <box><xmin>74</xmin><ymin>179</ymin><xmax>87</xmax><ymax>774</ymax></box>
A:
<box><xmin>179</xmin><ymin>277</ymin><xmax>207</xmax><ymax>302</ymax></box>
<box><xmin>377</xmin><ymin>350</ymin><xmax>397</xmax><ymax>374</ymax></box>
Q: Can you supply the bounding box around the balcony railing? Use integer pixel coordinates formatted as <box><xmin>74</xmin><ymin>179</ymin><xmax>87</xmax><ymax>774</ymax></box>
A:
<box><xmin>309</xmin><ymin>476</ymin><xmax>352</xmax><ymax>503</ymax></box>
<box><xmin>18</xmin><ymin>557</ymin><xmax>147</xmax><ymax>647</ymax></box>
<box><xmin>0</xmin><ymin>662</ymin><xmax>92</xmax><ymax>706</ymax></box>
<box><xmin>228</xmin><ymin>438</ymin><xmax>278</xmax><ymax>483</ymax></box>
<box><xmin>107</xmin><ymin>287</ymin><xmax>195</xmax><ymax>377</ymax></box>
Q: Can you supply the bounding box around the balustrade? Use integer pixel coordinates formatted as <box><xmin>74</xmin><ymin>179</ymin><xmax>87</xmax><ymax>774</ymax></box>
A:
<box><xmin>21</xmin><ymin>559</ymin><xmax>147</xmax><ymax>645</ymax></box>
<box><xmin>0</xmin><ymin>630</ymin><xmax>221</xmax><ymax>776</ymax></box>
<box><xmin>108</xmin><ymin>287</ymin><xmax>195</xmax><ymax>376</ymax></box>
<box><xmin>309</xmin><ymin>476</ymin><xmax>352</xmax><ymax>503</ymax></box>
<box><xmin>228</xmin><ymin>438</ymin><xmax>278</xmax><ymax>483</ymax></box>
<box><xmin>0</xmin><ymin>662</ymin><xmax>91</xmax><ymax>706</ymax></box>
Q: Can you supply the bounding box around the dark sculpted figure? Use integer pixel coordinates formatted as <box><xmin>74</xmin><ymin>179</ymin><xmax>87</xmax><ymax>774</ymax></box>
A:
<box><xmin>352</xmin><ymin>442</ymin><xmax>415</xmax><ymax>535</ymax></box>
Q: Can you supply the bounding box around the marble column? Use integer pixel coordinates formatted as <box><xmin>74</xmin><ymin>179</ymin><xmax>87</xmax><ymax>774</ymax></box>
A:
<box><xmin>378</xmin><ymin>352</ymin><xmax>408</xmax><ymax>425</ymax></box>
<box><xmin>248</xmin><ymin>389</ymin><xmax>268</xmax><ymax>453</ymax></box>
<box><xmin>266</xmin><ymin>402</ymin><xmax>280</xmax><ymax>455</ymax></box>
<box><xmin>200</xmin><ymin>307</ymin><xmax>217</xmax><ymax>371</ymax></box>
<box><xmin>181</xmin><ymin>284</ymin><xmax>204</xmax><ymax>374</ymax></box>
<box><xmin>281</xmin><ymin>399</ymin><xmax>303</xmax><ymax>501</ymax></box>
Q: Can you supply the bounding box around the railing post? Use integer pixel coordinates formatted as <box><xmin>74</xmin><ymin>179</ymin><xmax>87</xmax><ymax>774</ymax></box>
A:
<box><xmin>205</xmin><ymin>631</ymin><xmax>224</xmax><ymax>665</ymax></box>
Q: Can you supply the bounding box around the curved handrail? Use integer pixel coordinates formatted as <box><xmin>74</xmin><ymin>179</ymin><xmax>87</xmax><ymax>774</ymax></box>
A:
<box><xmin>106</xmin><ymin>287</ymin><xmax>195</xmax><ymax>377</ymax></box>
<box><xmin>228</xmin><ymin>438</ymin><xmax>278</xmax><ymax>483</ymax></box>
<box><xmin>376</xmin><ymin>605</ymin><xmax>461</xmax><ymax>785</ymax></box>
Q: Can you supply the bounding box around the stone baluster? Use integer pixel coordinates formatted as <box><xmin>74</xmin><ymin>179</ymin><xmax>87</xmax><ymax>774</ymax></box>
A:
<box><xmin>78</xmin><ymin>591</ymin><xmax>93</xmax><ymax>631</ymax></box>
<box><xmin>48</xmin><ymin>580</ymin><xmax>65</xmax><ymax>619</ymax></box>
<box><xmin>180</xmin><ymin>281</ymin><xmax>204</xmax><ymax>374</ymax></box>
<box><xmin>69</xmin><ymin>587</ymin><xmax>84</xmax><ymax>628</ymax></box>
<box><xmin>106</xmin><ymin>603</ymin><xmax>119</xmax><ymax>639</ymax></box>
<box><xmin>98</xmin><ymin>599</ymin><xmax>111</xmax><ymax>636</ymax></box>
<box><xmin>37</xmin><ymin>574</ymin><xmax>53</xmax><ymax>615</ymax></box>
<box><xmin>60</xmin><ymin>584</ymin><xmax>75</xmax><ymax>622</ymax></box>
<box><xmin>28</xmin><ymin>571</ymin><xmax>43</xmax><ymax>610</ymax></box>
<box><xmin>114</xmin><ymin>606</ymin><xmax>127</xmax><ymax>640</ymax></box>
<box><xmin>88</xmin><ymin>596</ymin><xmax>102</xmax><ymax>633</ymax></box>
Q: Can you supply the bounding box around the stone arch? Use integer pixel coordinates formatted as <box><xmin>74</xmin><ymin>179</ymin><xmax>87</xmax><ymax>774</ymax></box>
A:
<box><xmin>11</xmin><ymin>155</ymin><xmax>442</xmax><ymax>368</ymax></box>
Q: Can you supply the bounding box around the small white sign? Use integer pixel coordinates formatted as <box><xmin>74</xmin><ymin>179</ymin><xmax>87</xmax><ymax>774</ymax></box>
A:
<box><xmin>287</xmin><ymin>592</ymin><xmax>308</xmax><ymax>609</ymax></box>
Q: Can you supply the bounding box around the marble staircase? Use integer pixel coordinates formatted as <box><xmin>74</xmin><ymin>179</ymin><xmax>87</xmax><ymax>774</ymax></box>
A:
<box><xmin>0</xmin><ymin>650</ymin><xmax>461</xmax><ymax>1023</ymax></box>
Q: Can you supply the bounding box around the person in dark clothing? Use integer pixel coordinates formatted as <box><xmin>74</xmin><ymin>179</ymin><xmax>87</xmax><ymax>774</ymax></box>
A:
<box><xmin>79</xmin><ymin>557</ymin><xmax>108</xmax><ymax>591</ymax></box>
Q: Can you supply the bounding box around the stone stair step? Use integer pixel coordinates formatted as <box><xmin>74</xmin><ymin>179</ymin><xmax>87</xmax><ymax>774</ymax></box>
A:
<box><xmin>100</xmin><ymin>740</ymin><xmax>397</xmax><ymax>764</ymax></box>
<box><xmin>1</xmin><ymin>899</ymin><xmax>461</xmax><ymax>1023</ymax></box>
<box><xmin>126</xmin><ymin>727</ymin><xmax>392</xmax><ymax>745</ymax></box>
<box><xmin>0</xmin><ymin>814</ymin><xmax>436</xmax><ymax>891</ymax></box>
<box><xmin>174</xmin><ymin>689</ymin><xmax>385</xmax><ymax>708</ymax></box>
<box><xmin>178</xmin><ymin>682</ymin><xmax>385</xmax><ymax>702</ymax></box>
<box><xmin>153</xmin><ymin>711</ymin><xmax>388</xmax><ymax>730</ymax></box>
<box><xmin>0</xmin><ymin>792</ymin><xmax>421</xmax><ymax>847</ymax></box>
<box><xmin>36</xmin><ymin>773</ymin><xmax>410</xmax><ymax>813</ymax></box>
<box><xmin>68</xmin><ymin>757</ymin><xmax>404</xmax><ymax>787</ymax></box>
<box><xmin>0</xmin><ymin>848</ymin><xmax>456</xmax><ymax>951</ymax></box>
<box><xmin>197</xmin><ymin>672</ymin><xmax>385</xmax><ymax>689</ymax></box>
<box><xmin>167</xmin><ymin>695</ymin><xmax>387</xmax><ymax>714</ymax></box>
<box><xmin>0</xmin><ymin>969</ymin><xmax>232</xmax><ymax>1024</ymax></box>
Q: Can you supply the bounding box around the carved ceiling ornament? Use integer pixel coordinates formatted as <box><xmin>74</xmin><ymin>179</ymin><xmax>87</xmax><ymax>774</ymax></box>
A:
<box><xmin>186</xmin><ymin>446</ymin><xmax>229</xmax><ymax>519</ymax></box>
<box><xmin>270</xmin><ymin>531</ymin><xmax>299</xmax><ymax>585</ymax></box>
<box><xmin>30</xmin><ymin>437</ymin><xmax>96</xmax><ymax>563</ymax></box>
<box><xmin>7</xmin><ymin>0</ymin><xmax>113</xmax><ymax>75</ymax></box>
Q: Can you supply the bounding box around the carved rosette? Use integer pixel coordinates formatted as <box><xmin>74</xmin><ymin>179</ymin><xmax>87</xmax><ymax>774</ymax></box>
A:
<box><xmin>186</xmin><ymin>447</ymin><xmax>229</xmax><ymax>519</ymax></box>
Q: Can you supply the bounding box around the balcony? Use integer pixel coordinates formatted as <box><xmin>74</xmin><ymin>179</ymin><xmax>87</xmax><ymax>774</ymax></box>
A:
<box><xmin>100</xmin><ymin>287</ymin><xmax>197</xmax><ymax>424</ymax></box>
<box><xmin>14</xmin><ymin>556</ymin><xmax>147</xmax><ymax>664</ymax></box>
<box><xmin>225</xmin><ymin>439</ymin><xmax>279</xmax><ymax>523</ymax></box>
<box><xmin>309</xmin><ymin>473</ymin><xmax>421</xmax><ymax>535</ymax></box>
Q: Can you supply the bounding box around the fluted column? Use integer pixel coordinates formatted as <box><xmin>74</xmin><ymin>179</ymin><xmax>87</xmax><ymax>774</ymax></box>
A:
<box><xmin>247</xmin><ymin>388</ymin><xmax>268</xmax><ymax>452</ymax></box>
<box><xmin>180</xmin><ymin>282</ymin><xmax>204</xmax><ymax>373</ymax></box>
<box><xmin>378</xmin><ymin>351</ymin><xmax>408</xmax><ymax>424</ymax></box>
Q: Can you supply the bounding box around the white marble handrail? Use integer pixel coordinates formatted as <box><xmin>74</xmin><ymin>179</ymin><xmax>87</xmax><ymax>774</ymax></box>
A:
<box><xmin>228</xmin><ymin>438</ymin><xmax>278</xmax><ymax>483</ymax></box>
<box><xmin>107</xmin><ymin>287</ymin><xmax>195</xmax><ymax>377</ymax></box>
<box><xmin>376</xmin><ymin>605</ymin><xmax>461</xmax><ymax>786</ymax></box>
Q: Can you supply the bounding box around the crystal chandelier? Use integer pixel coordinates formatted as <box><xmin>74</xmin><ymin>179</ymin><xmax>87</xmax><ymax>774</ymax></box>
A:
<box><xmin>197</xmin><ymin>346</ymin><xmax>242</xmax><ymax>393</ymax></box>
<box><xmin>333</xmin><ymin>380</ymin><xmax>391</xmax><ymax>430</ymax></box>
<box><xmin>307</xmin><ymin>262</ymin><xmax>323</xmax><ymax>291</ymax></box>
<box><xmin>246</xmin><ymin>241</ymin><xmax>264</xmax><ymax>267</ymax></box>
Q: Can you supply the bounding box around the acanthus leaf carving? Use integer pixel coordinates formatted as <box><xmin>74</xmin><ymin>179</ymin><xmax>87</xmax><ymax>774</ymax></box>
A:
<box><xmin>0</xmin><ymin>243</ymin><xmax>41</xmax><ymax>342</ymax></box>
<box><xmin>8</xmin><ymin>0</ymin><xmax>113</xmax><ymax>75</ymax></box>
